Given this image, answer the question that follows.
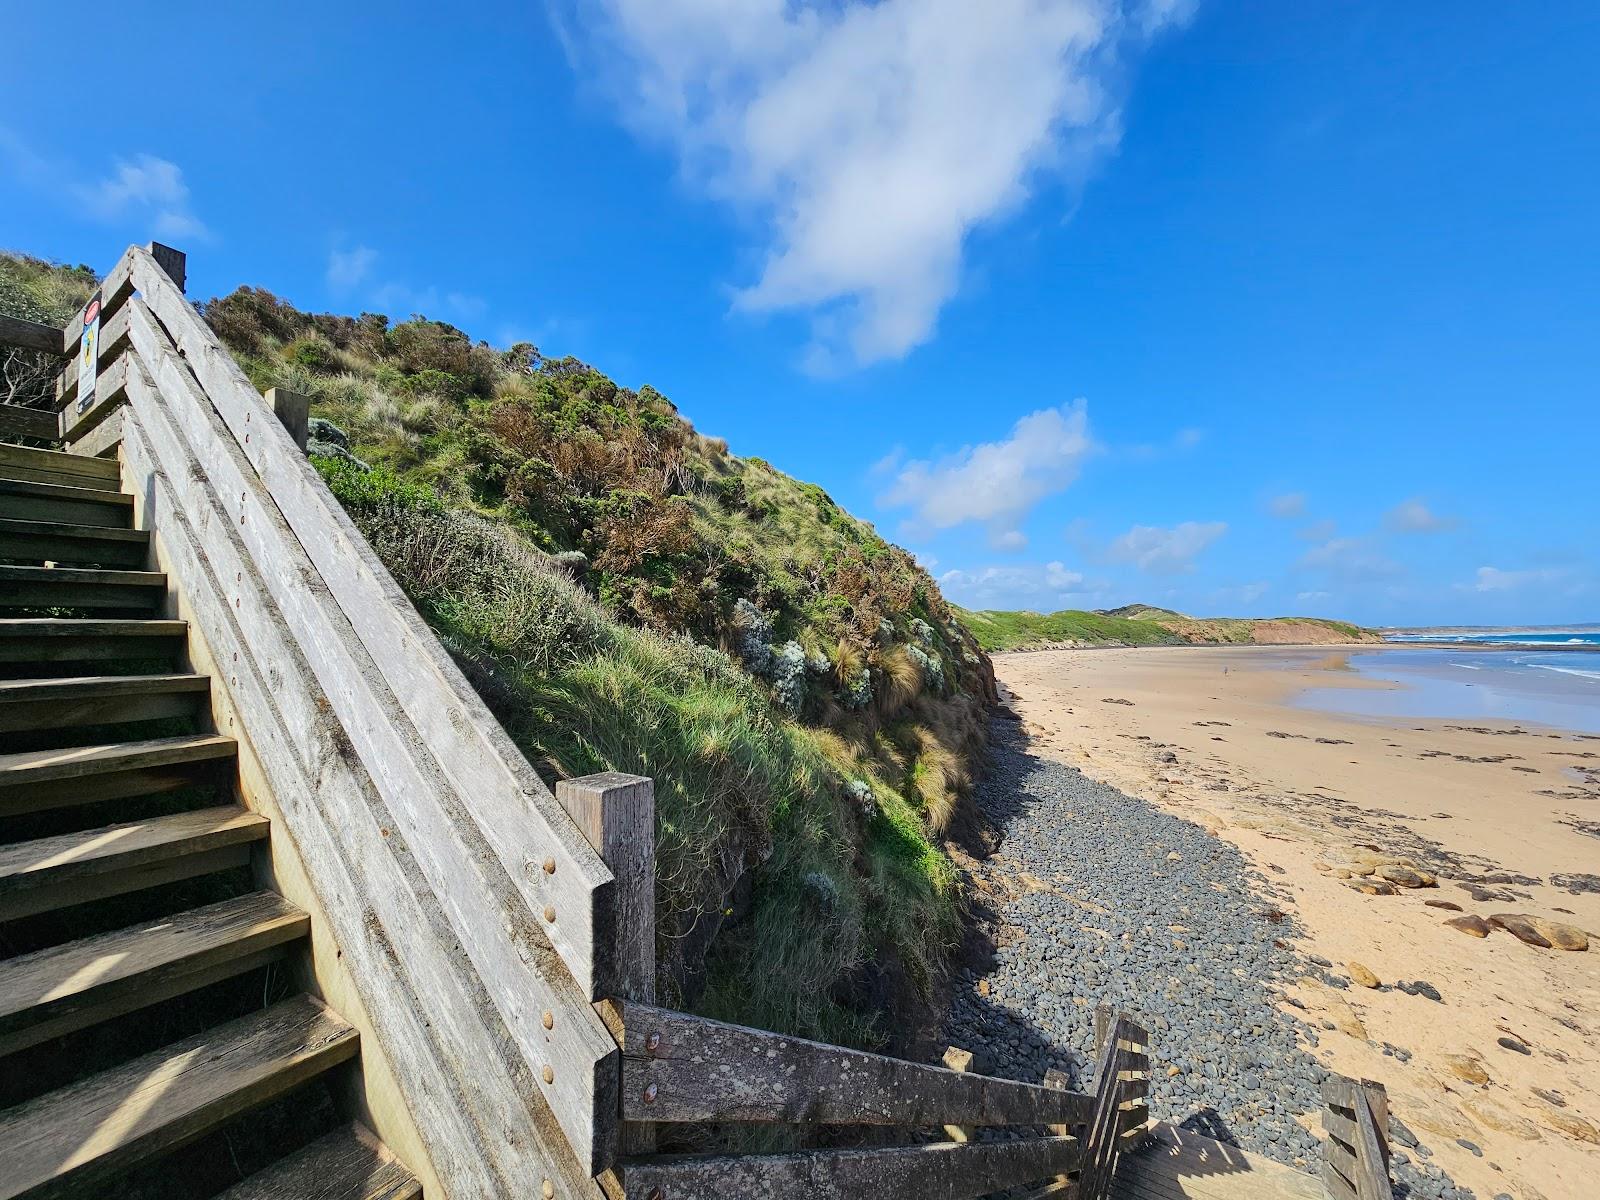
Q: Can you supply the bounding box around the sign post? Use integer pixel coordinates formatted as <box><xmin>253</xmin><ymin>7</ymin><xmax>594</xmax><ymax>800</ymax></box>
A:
<box><xmin>76</xmin><ymin>290</ymin><xmax>102</xmax><ymax>415</ymax></box>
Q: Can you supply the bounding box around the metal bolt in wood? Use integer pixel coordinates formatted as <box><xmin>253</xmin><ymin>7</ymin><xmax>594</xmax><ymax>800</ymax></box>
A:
<box><xmin>643</xmin><ymin>1083</ymin><xmax>658</xmax><ymax>1104</ymax></box>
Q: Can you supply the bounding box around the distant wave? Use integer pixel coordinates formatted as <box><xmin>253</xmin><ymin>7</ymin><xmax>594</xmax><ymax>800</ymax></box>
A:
<box><xmin>1535</xmin><ymin>664</ymin><xmax>1600</xmax><ymax>683</ymax></box>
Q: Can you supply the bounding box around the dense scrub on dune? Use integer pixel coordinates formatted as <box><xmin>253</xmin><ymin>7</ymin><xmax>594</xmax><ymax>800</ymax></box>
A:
<box><xmin>188</xmin><ymin>281</ymin><xmax>994</xmax><ymax>1045</ymax></box>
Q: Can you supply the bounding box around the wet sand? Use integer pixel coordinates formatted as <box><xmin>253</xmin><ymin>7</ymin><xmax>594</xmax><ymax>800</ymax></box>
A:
<box><xmin>995</xmin><ymin>645</ymin><xmax>1600</xmax><ymax>1200</ymax></box>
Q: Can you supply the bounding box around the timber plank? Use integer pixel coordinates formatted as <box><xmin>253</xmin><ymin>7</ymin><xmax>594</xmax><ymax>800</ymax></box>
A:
<box><xmin>59</xmin><ymin>253</ymin><xmax>134</xmax><ymax>358</ymax></box>
<box><xmin>0</xmin><ymin>477</ymin><xmax>133</xmax><ymax>529</ymax></box>
<box><xmin>619</xmin><ymin>1137</ymin><xmax>1083</xmax><ymax>1200</ymax></box>
<box><xmin>0</xmin><ymin>564</ymin><xmax>166</xmax><ymax>611</ymax></box>
<box><xmin>0</xmin><ymin>890</ymin><xmax>307</xmax><ymax>1055</ymax></box>
<box><xmin>0</xmin><ymin>672</ymin><xmax>208</xmax><ymax>732</ymax></box>
<box><xmin>1109</xmin><ymin>1123</ymin><xmax>1326</xmax><ymax>1200</ymax></box>
<box><xmin>0</xmin><ymin>993</ymin><xmax>358</xmax><ymax>1200</ymax></box>
<box><xmin>54</xmin><ymin>304</ymin><xmax>130</xmax><ymax>415</ymax></box>
<box><xmin>0</xmin><ymin>442</ymin><xmax>120</xmax><ymax>489</ymax></box>
<box><xmin>0</xmin><ymin>516</ymin><xmax>149</xmax><ymax>568</ymax></box>
<box><xmin>0</xmin><ymin>618</ymin><xmax>185</xmax><ymax>666</ymax></box>
<box><xmin>615</xmin><ymin>1000</ymin><xmax>1094</xmax><ymax>1127</ymax></box>
<box><xmin>0</xmin><ymin>404</ymin><xmax>57</xmax><ymax>441</ymax></box>
<box><xmin>0</xmin><ymin>312</ymin><xmax>65</xmax><ymax>356</ymax></box>
<box><xmin>215</xmin><ymin>1123</ymin><xmax>422</xmax><ymax>1200</ymax></box>
<box><xmin>0</xmin><ymin>732</ymin><xmax>235</xmax><ymax>817</ymax></box>
<box><xmin>0</xmin><ymin>804</ymin><xmax>267</xmax><ymax>921</ymax></box>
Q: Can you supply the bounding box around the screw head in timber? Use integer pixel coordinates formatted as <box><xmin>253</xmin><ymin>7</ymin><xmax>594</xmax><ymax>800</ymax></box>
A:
<box><xmin>542</xmin><ymin>1011</ymin><xmax>554</xmax><ymax>1030</ymax></box>
<box><xmin>543</xmin><ymin>905</ymin><xmax>556</xmax><ymax>923</ymax></box>
<box><xmin>543</xmin><ymin>856</ymin><xmax>557</xmax><ymax>874</ymax></box>
<box><xmin>643</xmin><ymin>1083</ymin><xmax>658</xmax><ymax>1104</ymax></box>
<box><xmin>542</xmin><ymin>1181</ymin><xmax>555</xmax><ymax>1199</ymax></box>
<box><xmin>645</xmin><ymin>1032</ymin><xmax>661</xmax><ymax>1054</ymax></box>
<box><xmin>542</xmin><ymin>1065</ymin><xmax>555</xmax><ymax>1085</ymax></box>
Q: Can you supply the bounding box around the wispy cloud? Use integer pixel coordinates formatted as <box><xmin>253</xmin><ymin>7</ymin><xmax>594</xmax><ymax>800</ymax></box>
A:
<box><xmin>939</xmin><ymin>560</ymin><xmax>1104</xmax><ymax>609</ymax></box>
<box><xmin>1</xmin><ymin>130</ymin><xmax>214</xmax><ymax>243</ymax></box>
<box><xmin>76</xmin><ymin>154</ymin><xmax>212</xmax><ymax>242</ymax></box>
<box><xmin>1298</xmin><ymin>537</ymin><xmax>1401</xmax><ymax>582</ymax></box>
<box><xmin>327</xmin><ymin>245</ymin><xmax>378</xmax><ymax>291</ymax></box>
<box><xmin>1384</xmin><ymin>498</ymin><xmax>1459</xmax><ymax>534</ymax></box>
<box><xmin>1106</xmin><ymin>521</ymin><xmax>1227</xmax><ymax>574</ymax></box>
<box><xmin>560</xmin><ymin>0</ymin><xmax>1191</xmax><ymax>369</ymax></box>
<box><xmin>1267</xmin><ymin>491</ymin><xmax>1306</xmax><ymax>519</ymax></box>
<box><xmin>1464</xmin><ymin>565</ymin><xmax>1567</xmax><ymax>593</ymax></box>
<box><xmin>329</xmin><ymin>244</ymin><xmax>486</xmax><ymax>325</ymax></box>
<box><xmin>877</xmin><ymin>401</ymin><xmax>1093</xmax><ymax>547</ymax></box>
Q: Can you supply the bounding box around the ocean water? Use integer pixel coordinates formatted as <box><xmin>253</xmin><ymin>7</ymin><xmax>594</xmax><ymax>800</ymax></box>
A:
<box><xmin>1384</xmin><ymin>629</ymin><xmax>1600</xmax><ymax>648</ymax></box>
<box><xmin>1293</xmin><ymin>640</ymin><xmax>1600</xmax><ymax>733</ymax></box>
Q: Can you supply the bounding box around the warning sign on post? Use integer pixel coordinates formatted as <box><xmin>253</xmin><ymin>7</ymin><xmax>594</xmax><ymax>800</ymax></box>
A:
<box><xmin>77</xmin><ymin>290</ymin><xmax>102</xmax><ymax>415</ymax></box>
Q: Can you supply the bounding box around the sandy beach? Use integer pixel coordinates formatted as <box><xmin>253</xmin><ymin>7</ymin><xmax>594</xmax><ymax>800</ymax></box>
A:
<box><xmin>994</xmin><ymin>645</ymin><xmax>1600</xmax><ymax>1200</ymax></box>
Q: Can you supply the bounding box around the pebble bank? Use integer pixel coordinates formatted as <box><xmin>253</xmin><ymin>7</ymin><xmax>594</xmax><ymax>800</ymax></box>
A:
<box><xmin>943</xmin><ymin>721</ymin><xmax>1475</xmax><ymax>1199</ymax></box>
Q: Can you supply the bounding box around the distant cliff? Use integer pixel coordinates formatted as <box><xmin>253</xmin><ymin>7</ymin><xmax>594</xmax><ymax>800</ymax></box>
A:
<box><xmin>960</xmin><ymin>603</ymin><xmax>1381</xmax><ymax>652</ymax></box>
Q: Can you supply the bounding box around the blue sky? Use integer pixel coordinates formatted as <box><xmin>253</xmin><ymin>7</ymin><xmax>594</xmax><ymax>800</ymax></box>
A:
<box><xmin>4</xmin><ymin>2</ymin><xmax>1596</xmax><ymax>627</ymax></box>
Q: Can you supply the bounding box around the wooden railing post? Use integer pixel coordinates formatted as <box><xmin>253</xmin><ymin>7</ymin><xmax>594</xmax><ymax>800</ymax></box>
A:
<box><xmin>147</xmin><ymin>242</ymin><xmax>186</xmax><ymax>293</ymax></box>
<box><xmin>557</xmin><ymin>771</ymin><xmax>656</xmax><ymax>1171</ymax></box>
<box><xmin>941</xmin><ymin>1046</ymin><xmax>976</xmax><ymax>1143</ymax></box>
<box><xmin>265</xmin><ymin>387</ymin><xmax>310</xmax><ymax>451</ymax></box>
<box><xmin>1043</xmin><ymin>1066</ymin><xmax>1074</xmax><ymax>1195</ymax></box>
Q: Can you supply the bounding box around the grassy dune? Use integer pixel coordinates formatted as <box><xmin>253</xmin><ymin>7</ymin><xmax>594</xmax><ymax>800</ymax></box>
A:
<box><xmin>962</xmin><ymin>603</ymin><xmax>1377</xmax><ymax>653</ymax></box>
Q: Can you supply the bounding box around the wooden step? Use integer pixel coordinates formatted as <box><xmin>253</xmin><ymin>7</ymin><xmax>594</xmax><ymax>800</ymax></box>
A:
<box><xmin>0</xmin><ymin>565</ymin><xmax>166</xmax><ymax>612</ymax></box>
<box><xmin>0</xmin><ymin>673</ymin><xmax>209</xmax><ymax>733</ymax></box>
<box><xmin>0</xmin><ymin>478</ymin><xmax>133</xmax><ymax>530</ymax></box>
<box><xmin>0</xmin><ymin>805</ymin><xmax>267</xmax><ymax>922</ymax></box>
<box><xmin>0</xmin><ymin>993</ymin><xmax>359</xmax><ymax>1200</ymax></box>
<box><xmin>0</xmin><ymin>618</ymin><xmax>185</xmax><ymax>667</ymax></box>
<box><xmin>0</xmin><ymin>891</ymin><xmax>308</xmax><ymax>1056</ymax></box>
<box><xmin>216</xmin><ymin>1123</ymin><xmax>422</xmax><ymax>1200</ymax></box>
<box><xmin>0</xmin><ymin>733</ymin><xmax>236</xmax><ymax>817</ymax></box>
<box><xmin>0</xmin><ymin>443</ymin><xmax>120</xmax><ymax>491</ymax></box>
<box><xmin>0</xmin><ymin>517</ymin><xmax>150</xmax><ymax>569</ymax></box>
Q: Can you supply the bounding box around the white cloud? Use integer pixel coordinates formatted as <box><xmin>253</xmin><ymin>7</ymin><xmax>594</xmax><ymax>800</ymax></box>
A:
<box><xmin>1296</xmin><ymin>590</ymin><xmax>1331</xmax><ymax>603</ymax></box>
<box><xmin>1267</xmin><ymin>492</ymin><xmax>1306</xmax><ymax>518</ymax></box>
<box><xmin>1465</xmin><ymin>566</ymin><xmax>1566</xmax><ymax>593</ymax></box>
<box><xmin>878</xmin><ymin>401</ymin><xmax>1093</xmax><ymax>540</ymax></box>
<box><xmin>939</xmin><ymin>560</ymin><xmax>1101</xmax><ymax>609</ymax></box>
<box><xmin>1106</xmin><ymin>521</ymin><xmax>1226</xmax><ymax>574</ymax></box>
<box><xmin>1298</xmin><ymin>537</ymin><xmax>1401</xmax><ymax>582</ymax></box>
<box><xmin>993</xmin><ymin>529</ymin><xmax>1029</xmax><ymax>552</ymax></box>
<box><xmin>77</xmin><ymin>154</ymin><xmax>212</xmax><ymax>242</ymax></box>
<box><xmin>1384</xmin><ymin>498</ymin><xmax>1458</xmax><ymax>534</ymax></box>
<box><xmin>565</xmin><ymin>0</ymin><xmax>1188</xmax><ymax>367</ymax></box>
<box><xmin>327</xmin><ymin>245</ymin><xmax>377</xmax><ymax>291</ymax></box>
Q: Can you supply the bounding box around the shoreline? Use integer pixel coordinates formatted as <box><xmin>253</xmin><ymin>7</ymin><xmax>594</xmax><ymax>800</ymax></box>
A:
<box><xmin>988</xmin><ymin>645</ymin><xmax>1600</xmax><ymax>1200</ymax></box>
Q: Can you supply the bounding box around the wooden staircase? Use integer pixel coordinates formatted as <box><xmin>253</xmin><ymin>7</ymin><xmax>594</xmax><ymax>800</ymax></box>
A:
<box><xmin>0</xmin><ymin>443</ymin><xmax>420</xmax><ymax>1199</ymax></box>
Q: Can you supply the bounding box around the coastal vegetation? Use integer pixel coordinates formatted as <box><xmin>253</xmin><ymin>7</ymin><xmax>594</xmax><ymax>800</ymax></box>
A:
<box><xmin>961</xmin><ymin>603</ymin><xmax>1377</xmax><ymax>653</ymax></box>
<box><xmin>184</xmin><ymin>279</ymin><xmax>991</xmax><ymax>1046</ymax></box>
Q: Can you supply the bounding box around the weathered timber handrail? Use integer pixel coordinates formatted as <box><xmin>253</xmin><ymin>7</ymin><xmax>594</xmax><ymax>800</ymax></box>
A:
<box><xmin>97</xmin><ymin>242</ymin><xmax>627</xmax><ymax>1193</ymax></box>
<box><xmin>1322</xmin><ymin>1075</ymin><xmax>1391</xmax><ymax>1200</ymax></box>
<box><xmin>602</xmin><ymin>998</ymin><xmax>1151</xmax><ymax>1200</ymax></box>
<box><xmin>618</xmin><ymin>1137</ymin><xmax>1085</xmax><ymax>1200</ymax></box>
<box><xmin>128</xmin><ymin>248</ymin><xmax>620</xmax><ymax>1000</ymax></box>
<box><xmin>0</xmin><ymin>313</ymin><xmax>66</xmax><ymax>356</ymax></box>
<box><xmin>612</xmin><ymin>1000</ymin><xmax>1096</xmax><ymax>1126</ymax></box>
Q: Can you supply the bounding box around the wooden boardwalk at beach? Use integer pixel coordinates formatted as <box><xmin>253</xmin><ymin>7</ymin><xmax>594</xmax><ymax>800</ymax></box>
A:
<box><xmin>1111</xmin><ymin>1123</ymin><xmax>1328</xmax><ymax>1200</ymax></box>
